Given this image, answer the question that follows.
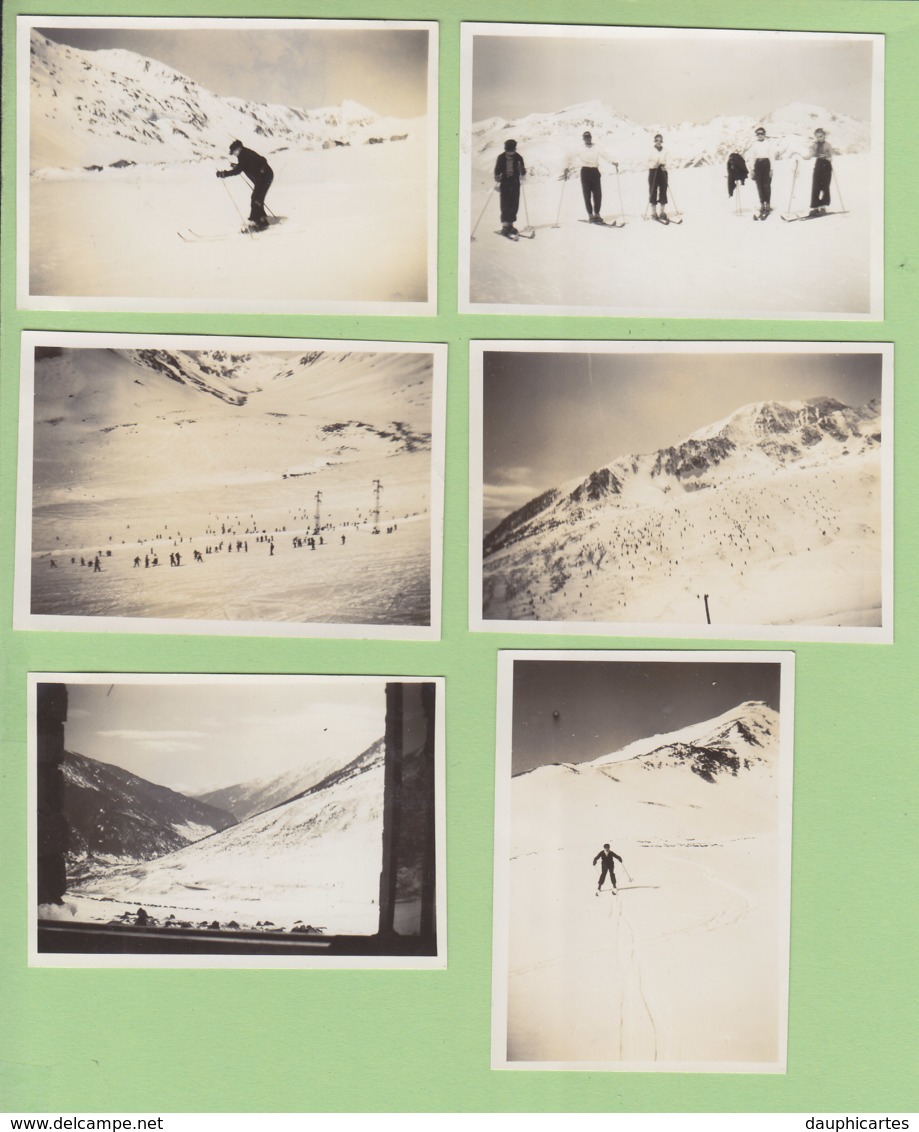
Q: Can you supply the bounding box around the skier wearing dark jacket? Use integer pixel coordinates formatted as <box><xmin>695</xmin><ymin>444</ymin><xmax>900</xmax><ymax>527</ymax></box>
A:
<box><xmin>494</xmin><ymin>139</ymin><xmax>526</xmax><ymax>236</ymax></box>
<box><xmin>726</xmin><ymin>151</ymin><xmax>748</xmax><ymax>197</ymax></box>
<box><xmin>216</xmin><ymin>140</ymin><xmax>274</xmax><ymax>230</ymax></box>
<box><xmin>593</xmin><ymin>843</ymin><xmax>623</xmax><ymax>892</ymax></box>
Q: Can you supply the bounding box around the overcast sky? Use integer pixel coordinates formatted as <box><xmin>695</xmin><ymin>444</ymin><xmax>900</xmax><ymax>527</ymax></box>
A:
<box><xmin>482</xmin><ymin>349</ymin><xmax>882</xmax><ymax>534</ymax></box>
<box><xmin>472</xmin><ymin>29</ymin><xmax>875</xmax><ymax>125</ymax></box>
<box><xmin>510</xmin><ymin>657</ymin><xmax>782</xmax><ymax>775</ymax></box>
<box><xmin>63</xmin><ymin>679</ymin><xmax>388</xmax><ymax>794</ymax></box>
<box><xmin>40</xmin><ymin>25</ymin><xmax>430</xmax><ymax>118</ymax></box>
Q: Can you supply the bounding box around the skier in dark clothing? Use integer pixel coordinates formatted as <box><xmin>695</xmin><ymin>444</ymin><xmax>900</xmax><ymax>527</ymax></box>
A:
<box><xmin>647</xmin><ymin>134</ymin><xmax>671</xmax><ymax>220</ymax></box>
<box><xmin>593</xmin><ymin>843</ymin><xmax>623</xmax><ymax>892</ymax></box>
<box><xmin>806</xmin><ymin>128</ymin><xmax>834</xmax><ymax>216</ymax></box>
<box><xmin>216</xmin><ymin>140</ymin><xmax>274</xmax><ymax>231</ymax></box>
<box><xmin>494</xmin><ymin>139</ymin><xmax>526</xmax><ymax>237</ymax></box>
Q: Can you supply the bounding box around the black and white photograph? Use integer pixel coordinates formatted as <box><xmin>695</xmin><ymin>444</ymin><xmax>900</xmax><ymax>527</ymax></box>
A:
<box><xmin>459</xmin><ymin>23</ymin><xmax>883</xmax><ymax>319</ymax></box>
<box><xmin>18</xmin><ymin>16</ymin><xmax>437</xmax><ymax>313</ymax></box>
<box><xmin>30</xmin><ymin>674</ymin><xmax>444</xmax><ymax>966</ymax></box>
<box><xmin>471</xmin><ymin>341</ymin><xmax>892</xmax><ymax>643</ymax></box>
<box><xmin>492</xmin><ymin>650</ymin><xmax>793</xmax><ymax>1071</ymax></box>
<box><xmin>15</xmin><ymin>333</ymin><xmax>445</xmax><ymax>639</ymax></box>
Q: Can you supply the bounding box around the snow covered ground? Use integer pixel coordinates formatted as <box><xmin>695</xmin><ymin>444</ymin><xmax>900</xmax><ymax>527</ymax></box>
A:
<box><xmin>464</xmin><ymin>154</ymin><xmax>875</xmax><ymax>317</ymax></box>
<box><xmin>483</xmin><ymin>452</ymin><xmax>882</xmax><ymax>631</ymax></box>
<box><xmin>478</xmin><ymin>391</ymin><xmax>887</xmax><ymax>638</ymax></box>
<box><xmin>60</xmin><ymin>743</ymin><xmax>386</xmax><ymax>936</ymax></box>
<box><xmin>28</xmin><ymin>140</ymin><xmax>431</xmax><ymax>309</ymax></box>
<box><xmin>495</xmin><ymin>701</ymin><xmax>789</xmax><ymax>1070</ymax></box>
<box><xmin>22</xmin><ymin>344</ymin><xmax>439</xmax><ymax>635</ymax></box>
<box><xmin>23</xmin><ymin>27</ymin><xmax>434</xmax><ymax>310</ymax></box>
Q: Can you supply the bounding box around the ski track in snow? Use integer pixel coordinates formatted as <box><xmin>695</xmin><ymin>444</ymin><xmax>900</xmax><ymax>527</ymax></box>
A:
<box><xmin>505</xmin><ymin>727</ymin><xmax>782</xmax><ymax>1066</ymax></box>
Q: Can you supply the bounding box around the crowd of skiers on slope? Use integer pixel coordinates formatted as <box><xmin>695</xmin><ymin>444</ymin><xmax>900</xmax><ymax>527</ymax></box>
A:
<box><xmin>491</xmin><ymin>125</ymin><xmax>836</xmax><ymax>234</ymax></box>
<box><xmin>43</xmin><ymin>514</ymin><xmax>405</xmax><ymax>575</ymax></box>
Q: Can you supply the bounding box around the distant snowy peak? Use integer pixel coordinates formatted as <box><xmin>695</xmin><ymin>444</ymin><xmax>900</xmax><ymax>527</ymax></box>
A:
<box><xmin>30</xmin><ymin>30</ymin><xmax>415</xmax><ymax>171</ymax></box>
<box><xmin>591</xmin><ymin>700</ymin><xmax>780</xmax><ymax>782</ymax></box>
<box><xmin>471</xmin><ymin>98</ymin><xmax>868</xmax><ymax>178</ymax></box>
<box><xmin>485</xmin><ymin>396</ymin><xmax>879</xmax><ymax>553</ymax></box>
<box><xmin>688</xmin><ymin>396</ymin><xmax>879</xmax><ymax>450</ymax></box>
<box><xmin>197</xmin><ymin>737</ymin><xmax>385</xmax><ymax>822</ymax></box>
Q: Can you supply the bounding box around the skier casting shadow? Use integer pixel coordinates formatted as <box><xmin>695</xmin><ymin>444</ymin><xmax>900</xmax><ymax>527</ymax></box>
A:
<box><xmin>217</xmin><ymin>140</ymin><xmax>274</xmax><ymax>231</ymax></box>
<box><xmin>593</xmin><ymin>843</ymin><xmax>624</xmax><ymax>893</ymax></box>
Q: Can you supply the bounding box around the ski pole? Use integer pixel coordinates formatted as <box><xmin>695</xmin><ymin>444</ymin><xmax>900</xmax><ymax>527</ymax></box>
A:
<box><xmin>551</xmin><ymin>170</ymin><xmax>568</xmax><ymax>228</ymax></box>
<box><xmin>668</xmin><ymin>178</ymin><xmax>681</xmax><ymax>219</ymax></box>
<box><xmin>614</xmin><ymin>165</ymin><xmax>626</xmax><ymax>224</ymax></box>
<box><xmin>785</xmin><ymin>159</ymin><xmax>799</xmax><ymax>216</ymax></box>
<box><xmin>621</xmin><ymin>862</ymin><xmax>633</xmax><ymax>884</ymax></box>
<box><xmin>520</xmin><ymin>181</ymin><xmax>534</xmax><ymax>235</ymax></box>
<box><xmin>831</xmin><ymin>166</ymin><xmax>847</xmax><ymax>214</ymax></box>
<box><xmin>220</xmin><ymin>176</ymin><xmax>254</xmax><ymax>238</ymax></box>
<box><xmin>471</xmin><ymin>183</ymin><xmax>496</xmax><ymax>241</ymax></box>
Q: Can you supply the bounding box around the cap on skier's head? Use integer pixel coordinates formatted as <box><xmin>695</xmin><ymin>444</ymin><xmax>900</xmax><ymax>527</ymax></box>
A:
<box><xmin>582</xmin><ymin>131</ymin><xmax>592</xmax><ymax>140</ymax></box>
<box><xmin>815</xmin><ymin>128</ymin><xmax>826</xmax><ymax>138</ymax></box>
<box><xmin>755</xmin><ymin>126</ymin><xmax>766</xmax><ymax>136</ymax></box>
<box><xmin>229</xmin><ymin>139</ymin><xmax>242</xmax><ymax>153</ymax></box>
<box><xmin>504</xmin><ymin>139</ymin><xmax>517</xmax><ymax>151</ymax></box>
<box><xmin>603</xmin><ymin>843</ymin><xmax>610</xmax><ymax>849</ymax></box>
<box><xmin>654</xmin><ymin>133</ymin><xmax>663</xmax><ymax>143</ymax></box>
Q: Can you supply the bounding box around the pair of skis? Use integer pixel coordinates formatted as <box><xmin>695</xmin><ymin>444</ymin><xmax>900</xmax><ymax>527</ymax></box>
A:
<box><xmin>780</xmin><ymin>209</ymin><xmax>846</xmax><ymax>223</ymax></box>
<box><xmin>577</xmin><ymin>216</ymin><xmax>626</xmax><ymax>229</ymax></box>
<box><xmin>494</xmin><ymin>227</ymin><xmax>535</xmax><ymax>241</ymax></box>
<box><xmin>178</xmin><ymin>217</ymin><xmax>287</xmax><ymax>242</ymax></box>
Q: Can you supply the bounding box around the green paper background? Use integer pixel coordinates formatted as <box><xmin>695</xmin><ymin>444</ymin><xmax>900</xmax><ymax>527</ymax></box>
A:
<box><xmin>2</xmin><ymin>0</ymin><xmax>917</xmax><ymax>1114</ymax></box>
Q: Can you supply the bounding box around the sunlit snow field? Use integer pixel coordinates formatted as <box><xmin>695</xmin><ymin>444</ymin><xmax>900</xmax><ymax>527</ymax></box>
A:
<box><xmin>466</xmin><ymin>154</ymin><xmax>873</xmax><ymax>317</ymax></box>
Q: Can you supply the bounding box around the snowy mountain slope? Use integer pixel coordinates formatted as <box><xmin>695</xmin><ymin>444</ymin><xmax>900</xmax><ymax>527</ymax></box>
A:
<box><xmin>30</xmin><ymin>30</ymin><xmax>420</xmax><ymax>172</ymax></box>
<box><xmin>69</xmin><ymin>739</ymin><xmax>386</xmax><ymax>933</ymax></box>
<box><xmin>62</xmin><ymin>750</ymin><xmax>236</xmax><ymax>877</ymax></box>
<box><xmin>471</xmin><ymin>98</ymin><xmax>869</xmax><ymax>181</ymax></box>
<box><xmin>29</xmin><ymin>347</ymin><xmax>436</xmax><ymax>627</ymax></box>
<box><xmin>483</xmin><ymin>396</ymin><xmax>882</xmax><ymax>628</ymax></box>
<box><xmin>32</xmin><ymin>347</ymin><xmax>432</xmax><ymax>505</ymax></box>
<box><xmin>503</xmin><ymin>701</ymin><xmax>786</xmax><ymax>1065</ymax></box>
<box><xmin>197</xmin><ymin>735</ymin><xmax>383</xmax><ymax>822</ymax></box>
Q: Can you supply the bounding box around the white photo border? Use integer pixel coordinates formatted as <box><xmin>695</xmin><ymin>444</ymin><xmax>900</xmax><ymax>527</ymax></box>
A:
<box><xmin>458</xmin><ymin>21</ymin><xmax>884</xmax><ymax>320</ymax></box>
<box><xmin>18</xmin><ymin>15</ymin><xmax>438</xmax><ymax>315</ymax></box>
<box><xmin>491</xmin><ymin>648</ymin><xmax>795</xmax><ymax>1072</ymax></box>
<box><xmin>28</xmin><ymin>671</ymin><xmax>447</xmax><ymax>970</ymax></box>
<box><xmin>469</xmin><ymin>339</ymin><xmax>894</xmax><ymax>644</ymax></box>
<box><xmin>16</xmin><ymin>331</ymin><xmax>446</xmax><ymax>641</ymax></box>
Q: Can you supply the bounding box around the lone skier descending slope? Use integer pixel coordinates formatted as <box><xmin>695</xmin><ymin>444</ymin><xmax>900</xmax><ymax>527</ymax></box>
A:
<box><xmin>593</xmin><ymin>843</ymin><xmax>624</xmax><ymax>893</ymax></box>
<box><xmin>217</xmin><ymin>140</ymin><xmax>274</xmax><ymax>231</ymax></box>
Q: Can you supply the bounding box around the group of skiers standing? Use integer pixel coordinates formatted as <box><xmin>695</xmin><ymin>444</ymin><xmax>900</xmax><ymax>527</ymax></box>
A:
<box><xmin>493</xmin><ymin>125</ymin><xmax>835</xmax><ymax>231</ymax></box>
<box><xmin>728</xmin><ymin>125</ymin><xmax>835</xmax><ymax>218</ymax></box>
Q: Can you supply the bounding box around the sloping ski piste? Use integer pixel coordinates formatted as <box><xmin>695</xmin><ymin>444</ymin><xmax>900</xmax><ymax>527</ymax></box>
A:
<box><xmin>506</xmin><ymin>702</ymin><xmax>783</xmax><ymax>1064</ymax></box>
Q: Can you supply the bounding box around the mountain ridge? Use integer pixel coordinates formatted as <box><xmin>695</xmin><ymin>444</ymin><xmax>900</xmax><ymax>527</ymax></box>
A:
<box><xmin>30</xmin><ymin>29</ymin><xmax>419</xmax><ymax>171</ymax></box>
